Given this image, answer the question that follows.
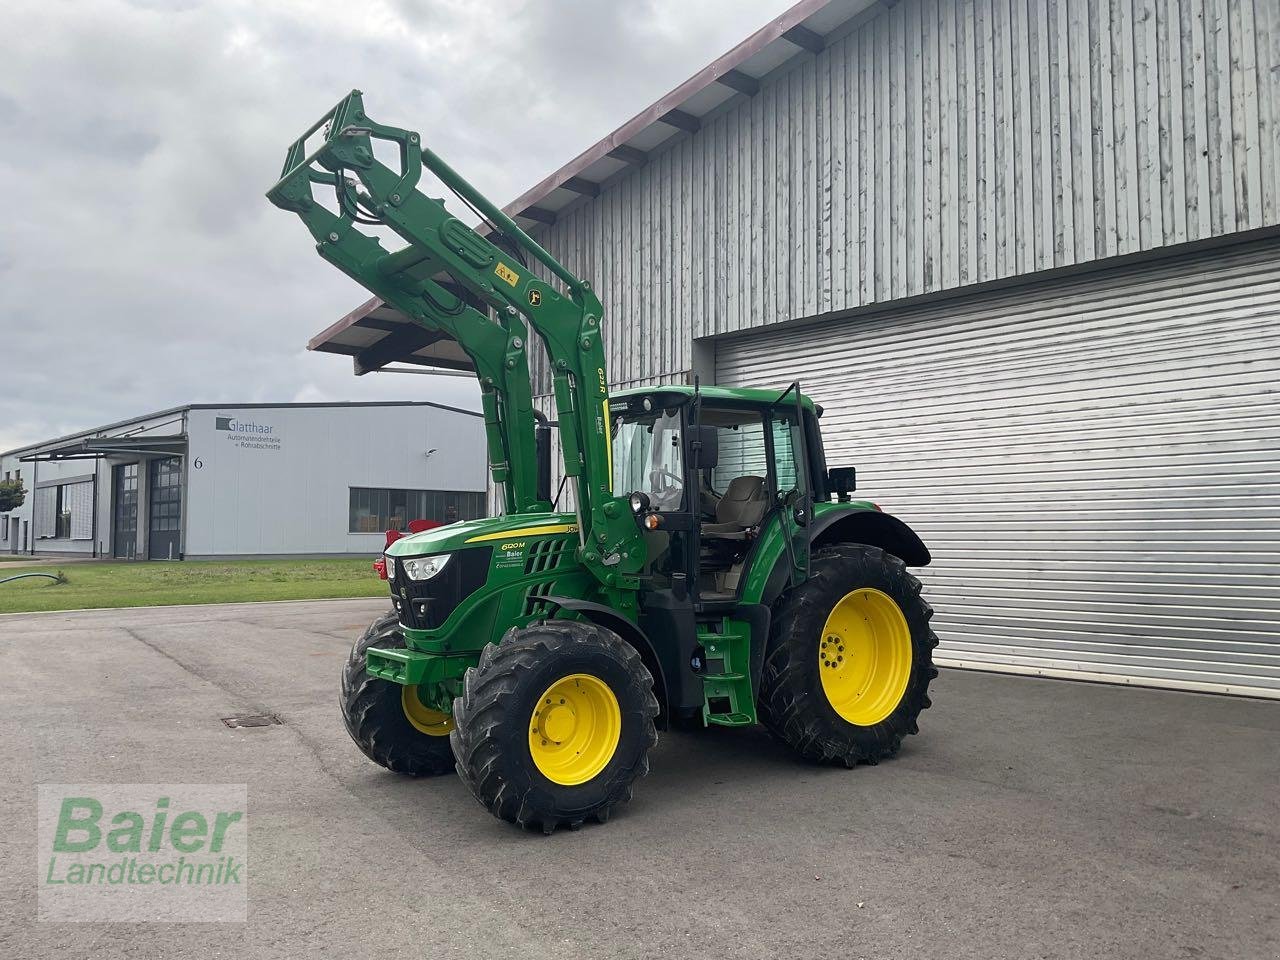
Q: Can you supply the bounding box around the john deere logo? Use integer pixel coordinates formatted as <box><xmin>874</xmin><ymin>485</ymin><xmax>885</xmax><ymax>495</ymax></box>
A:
<box><xmin>528</xmin><ymin>289</ymin><xmax>542</xmax><ymax>306</ymax></box>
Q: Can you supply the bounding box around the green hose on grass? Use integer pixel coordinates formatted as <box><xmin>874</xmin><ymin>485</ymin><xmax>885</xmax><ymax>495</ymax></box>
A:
<box><xmin>0</xmin><ymin>571</ymin><xmax>67</xmax><ymax>586</ymax></box>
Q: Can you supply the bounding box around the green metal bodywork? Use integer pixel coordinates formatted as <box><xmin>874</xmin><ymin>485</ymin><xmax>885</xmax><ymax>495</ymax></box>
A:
<box><xmin>370</xmin><ymin>513</ymin><xmax>591</xmax><ymax>712</ymax></box>
<box><xmin>611</xmin><ymin>384</ymin><xmax>820</xmax><ymax>414</ymax></box>
<box><xmin>368</xmin><ymin>501</ymin><xmax>881</xmax><ymax>716</ymax></box>
<box><xmin>735</xmin><ymin>500</ymin><xmax>879</xmax><ymax>604</ymax></box>
<box><xmin>271</xmin><ymin>92</ymin><xmax>928</xmax><ymax>728</ymax></box>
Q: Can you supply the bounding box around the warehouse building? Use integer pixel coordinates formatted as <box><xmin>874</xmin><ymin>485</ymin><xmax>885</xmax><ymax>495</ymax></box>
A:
<box><xmin>313</xmin><ymin>0</ymin><xmax>1280</xmax><ymax>699</ymax></box>
<box><xmin>0</xmin><ymin>402</ymin><xmax>486</xmax><ymax>560</ymax></box>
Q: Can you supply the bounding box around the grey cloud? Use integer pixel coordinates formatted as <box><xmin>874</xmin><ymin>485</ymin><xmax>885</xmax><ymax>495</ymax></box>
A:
<box><xmin>0</xmin><ymin>0</ymin><xmax>792</xmax><ymax>453</ymax></box>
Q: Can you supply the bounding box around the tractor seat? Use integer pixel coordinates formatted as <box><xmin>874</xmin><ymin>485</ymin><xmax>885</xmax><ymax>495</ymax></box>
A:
<box><xmin>702</xmin><ymin>475</ymin><xmax>767</xmax><ymax>539</ymax></box>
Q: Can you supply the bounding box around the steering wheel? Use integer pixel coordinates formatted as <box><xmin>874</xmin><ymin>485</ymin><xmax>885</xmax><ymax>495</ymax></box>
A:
<box><xmin>648</xmin><ymin>469</ymin><xmax>684</xmax><ymax>511</ymax></box>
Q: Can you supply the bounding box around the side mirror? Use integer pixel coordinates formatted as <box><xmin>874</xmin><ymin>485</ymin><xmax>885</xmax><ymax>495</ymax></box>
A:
<box><xmin>690</xmin><ymin>425</ymin><xmax>719</xmax><ymax>470</ymax></box>
<box><xmin>827</xmin><ymin>466</ymin><xmax>856</xmax><ymax>502</ymax></box>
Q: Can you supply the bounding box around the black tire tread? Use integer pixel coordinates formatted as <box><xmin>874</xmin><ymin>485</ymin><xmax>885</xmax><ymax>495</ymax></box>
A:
<box><xmin>451</xmin><ymin>619</ymin><xmax>659</xmax><ymax>834</ymax></box>
<box><xmin>759</xmin><ymin>544</ymin><xmax>939</xmax><ymax>766</ymax></box>
<box><xmin>340</xmin><ymin>610</ymin><xmax>456</xmax><ymax>776</ymax></box>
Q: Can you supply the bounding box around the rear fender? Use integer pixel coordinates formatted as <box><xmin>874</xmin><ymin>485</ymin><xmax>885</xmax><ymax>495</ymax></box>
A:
<box><xmin>753</xmin><ymin>506</ymin><xmax>932</xmax><ymax>607</ymax></box>
<box><xmin>810</xmin><ymin>507</ymin><xmax>931</xmax><ymax>565</ymax></box>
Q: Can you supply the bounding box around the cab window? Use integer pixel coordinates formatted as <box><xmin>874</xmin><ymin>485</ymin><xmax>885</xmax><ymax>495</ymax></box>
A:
<box><xmin>611</xmin><ymin>407</ymin><xmax>685</xmax><ymax>511</ymax></box>
<box><xmin>710</xmin><ymin>417</ymin><xmax>766</xmax><ymax>495</ymax></box>
<box><xmin>771</xmin><ymin>414</ymin><xmax>805</xmax><ymax>495</ymax></box>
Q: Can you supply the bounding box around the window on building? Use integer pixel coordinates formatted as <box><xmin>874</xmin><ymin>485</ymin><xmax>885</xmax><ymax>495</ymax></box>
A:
<box><xmin>2</xmin><ymin>516</ymin><xmax>8</xmax><ymax>542</ymax></box>
<box><xmin>348</xmin><ymin>487</ymin><xmax>487</xmax><ymax>533</ymax></box>
<box><xmin>35</xmin><ymin>480</ymin><xmax>93</xmax><ymax>540</ymax></box>
<box><xmin>34</xmin><ymin>488</ymin><xmax>54</xmax><ymax>538</ymax></box>
<box><xmin>56</xmin><ymin>486</ymin><xmax>72</xmax><ymax>539</ymax></box>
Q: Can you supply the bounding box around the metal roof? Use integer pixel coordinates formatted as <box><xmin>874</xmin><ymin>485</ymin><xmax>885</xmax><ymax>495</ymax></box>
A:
<box><xmin>1</xmin><ymin>400</ymin><xmax>482</xmax><ymax>460</ymax></box>
<box><xmin>309</xmin><ymin>0</ymin><xmax>878</xmax><ymax>375</ymax></box>
<box><xmin>19</xmin><ymin>433</ymin><xmax>189</xmax><ymax>463</ymax></box>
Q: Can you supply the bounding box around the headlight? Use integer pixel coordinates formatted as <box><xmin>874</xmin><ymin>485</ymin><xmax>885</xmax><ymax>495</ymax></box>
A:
<box><xmin>402</xmin><ymin>554</ymin><xmax>452</xmax><ymax>581</ymax></box>
<box><xmin>629</xmin><ymin>491</ymin><xmax>651</xmax><ymax>513</ymax></box>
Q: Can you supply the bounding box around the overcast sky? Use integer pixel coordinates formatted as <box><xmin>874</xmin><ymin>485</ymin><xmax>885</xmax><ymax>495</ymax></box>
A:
<box><xmin>0</xmin><ymin>0</ymin><xmax>793</xmax><ymax>452</ymax></box>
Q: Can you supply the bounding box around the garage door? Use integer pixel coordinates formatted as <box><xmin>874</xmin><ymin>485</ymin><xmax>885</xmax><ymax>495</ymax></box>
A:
<box><xmin>716</xmin><ymin>238</ymin><xmax>1280</xmax><ymax>698</ymax></box>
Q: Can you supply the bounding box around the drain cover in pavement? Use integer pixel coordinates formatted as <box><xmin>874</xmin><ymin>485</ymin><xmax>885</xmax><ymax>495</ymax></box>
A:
<box><xmin>221</xmin><ymin>714</ymin><xmax>281</xmax><ymax>728</ymax></box>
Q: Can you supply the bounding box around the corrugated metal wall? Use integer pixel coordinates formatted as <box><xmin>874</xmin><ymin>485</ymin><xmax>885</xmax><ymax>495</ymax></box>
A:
<box><xmin>716</xmin><ymin>237</ymin><xmax>1280</xmax><ymax>698</ymax></box>
<box><xmin>526</xmin><ymin>0</ymin><xmax>1280</xmax><ymax>395</ymax></box>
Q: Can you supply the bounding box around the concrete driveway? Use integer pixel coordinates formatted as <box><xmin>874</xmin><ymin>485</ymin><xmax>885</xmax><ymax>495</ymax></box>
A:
<box><xmin>1</xmin><ymin>599</ymin><xmax>1276</xmax><ymax>959</ymax></box>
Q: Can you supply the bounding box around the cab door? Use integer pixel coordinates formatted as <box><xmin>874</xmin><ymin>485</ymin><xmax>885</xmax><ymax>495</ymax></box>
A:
<box><xmin>767</xmin><ymin>396</ymin><xmax>811</xmax><ymax>586</ymax></box>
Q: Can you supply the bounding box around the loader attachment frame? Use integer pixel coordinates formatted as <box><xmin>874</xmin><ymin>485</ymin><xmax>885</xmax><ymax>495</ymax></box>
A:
<box><xmin>267</xmin><ymin>91</ymin><xmax>643</xmax><ymax>611</ymax></box>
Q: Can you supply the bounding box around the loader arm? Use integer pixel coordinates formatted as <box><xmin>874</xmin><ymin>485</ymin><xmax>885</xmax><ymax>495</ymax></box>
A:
<box><xmin>266</xmin><ymin>111</ymin><xmax>541</xmax><ymax>515</ymax></box>
<box><xmin>268</xmin><ymin>91</ymin><xmax>642</xmax><ymax>610</ymax></box>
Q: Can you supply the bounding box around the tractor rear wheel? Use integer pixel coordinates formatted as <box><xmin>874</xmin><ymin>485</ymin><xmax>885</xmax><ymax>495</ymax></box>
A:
<box><xmin>340</xmin><ymin>611</ymin><xmax>457</xmax><ymax>776</ymax></box>
<box><xmin>759</xmin><ymin>544</ymin><xmax>938</xmax><ymax>766</ymax></box>
<box><xmin>450</xmin><ymin>620</ymin><xmax>659</xmax><ymax>833</ymax></box>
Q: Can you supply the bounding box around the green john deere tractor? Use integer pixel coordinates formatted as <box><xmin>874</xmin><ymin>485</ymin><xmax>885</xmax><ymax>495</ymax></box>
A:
<box><xmin>270</xmin><ymin>92</ymin><xmax>938</xmax><ymax>833</ymax></box>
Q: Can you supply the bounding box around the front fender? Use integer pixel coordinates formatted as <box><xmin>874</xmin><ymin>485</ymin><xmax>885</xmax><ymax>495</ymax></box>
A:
<box><xmin>540</xmin><ymin>596</ymin><xmax>673</xmax><ymax>728</ymax></box>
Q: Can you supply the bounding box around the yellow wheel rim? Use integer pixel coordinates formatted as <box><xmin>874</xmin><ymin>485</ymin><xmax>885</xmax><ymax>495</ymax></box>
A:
<box><xmin>401</xmin><ymin>684</ymin><xmax>454</xmax><ymax>737</ymax></box>
<box><xmin>818</xmin><ymin>588</ymin><xmax>913</xmax><ymax>726</ymax></box>
<box><xmin>528</xmin><ymin>674</ymin><xmax>622</xmax><ymax>786</ymax></box>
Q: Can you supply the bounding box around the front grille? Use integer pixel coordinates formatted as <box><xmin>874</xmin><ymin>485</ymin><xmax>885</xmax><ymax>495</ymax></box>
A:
<box><xmin>390</xmin><ymin>547</ymin><xmax>492</xmax><ymax>631</ymax></box>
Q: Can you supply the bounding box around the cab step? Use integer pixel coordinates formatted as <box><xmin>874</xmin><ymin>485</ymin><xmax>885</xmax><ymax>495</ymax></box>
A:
<box><xmin>698</xmin><ymin>618</ymin><xmax>757</xmax><ymax>727</ymax></box>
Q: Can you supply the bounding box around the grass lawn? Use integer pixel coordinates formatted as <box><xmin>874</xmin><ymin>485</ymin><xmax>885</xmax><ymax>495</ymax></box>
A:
<box><xmin>0</xmin><ymin>558</ymin><xmax>387</xmax><ymax>614</ymax></box>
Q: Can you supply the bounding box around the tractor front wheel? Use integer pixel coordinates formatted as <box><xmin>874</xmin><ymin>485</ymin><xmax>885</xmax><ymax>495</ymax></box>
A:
<box><xmin>340</xmin><ymin>611</ymin><xmax>457</xmax><ymax>776</ymax></box>
<box><xmin>451</xmin><ymin>620</ymin><xmax>659</xmax><ymax>833</ymax></box>
<box><xmin>759</xmin><ymin>544</ymin><xmax>938</xmax><ymax>766</ymax></box>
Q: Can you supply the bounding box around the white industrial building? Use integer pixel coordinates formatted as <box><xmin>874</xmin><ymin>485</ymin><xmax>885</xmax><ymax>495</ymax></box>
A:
<box><xmin>315</xmin><ymin>0</ymin><xmax>1280</xmax><ymax>699</ymax></box>
<box><xmin>0</xmin><ymin>402</ymin><xmax>486</xmax><ymax>560</ymax></box>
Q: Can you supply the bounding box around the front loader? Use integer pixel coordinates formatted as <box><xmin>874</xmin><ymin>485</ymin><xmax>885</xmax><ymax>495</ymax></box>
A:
<box><xmin>270</xmin><ymin>92</ymin><xmax>939</xmax><ymax>833</ymax></box>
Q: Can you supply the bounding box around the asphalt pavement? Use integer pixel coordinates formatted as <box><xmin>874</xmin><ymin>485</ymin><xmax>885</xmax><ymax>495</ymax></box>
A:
<box><xmin>1</xmin><ymin>599</ymin><xmax>1276</xmax><ymax>959</ymax></box>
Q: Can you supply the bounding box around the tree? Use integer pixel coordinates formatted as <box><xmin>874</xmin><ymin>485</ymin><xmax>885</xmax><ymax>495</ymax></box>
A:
<box><xmin>0</xmin><ymin>478</ymin><xmax>26</xmax><ymax>513</ymax></box>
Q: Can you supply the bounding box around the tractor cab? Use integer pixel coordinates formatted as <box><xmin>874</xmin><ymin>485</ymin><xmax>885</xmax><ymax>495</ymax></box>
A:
<box><xmin>610</xmin><ymin>385</ymin><xmax>847</xmax><ymax>606</ymax></box>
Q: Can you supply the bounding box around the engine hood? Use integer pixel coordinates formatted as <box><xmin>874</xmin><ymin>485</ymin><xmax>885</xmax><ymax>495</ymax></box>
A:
<box><xmin>383</xmin><ymin>512</ymin><xmax>580</xmax><ymax>558</ymax></box>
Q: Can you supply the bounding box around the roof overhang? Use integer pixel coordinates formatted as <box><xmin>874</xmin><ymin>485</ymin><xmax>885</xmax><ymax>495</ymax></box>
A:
<box><xmin>307</xmin><ymin>301</ymin><xmax>476</xmax><ymax>376</ymax></box>
<box><xmin>308</xmin><ymin>0</ymin><xmax>877</xmax><ymax>372</ymax></box>
<box><xmin>20</xmin><ymin>435</ymin><xmax>187</xmax><ymax>462</ymax></box>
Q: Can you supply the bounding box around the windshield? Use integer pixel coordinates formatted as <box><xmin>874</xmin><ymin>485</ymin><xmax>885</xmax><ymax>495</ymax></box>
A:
<box><xmin>611</xmin><ymin>408</ymin><xmax>685</xmax><ymax>511</ymax></box>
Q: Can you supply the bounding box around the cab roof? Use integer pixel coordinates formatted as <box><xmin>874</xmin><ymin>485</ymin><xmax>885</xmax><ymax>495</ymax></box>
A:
<box><xmin>611</xmin><ymin>384</ymin><xmax>820</xmax><ymax>414</ymax></box>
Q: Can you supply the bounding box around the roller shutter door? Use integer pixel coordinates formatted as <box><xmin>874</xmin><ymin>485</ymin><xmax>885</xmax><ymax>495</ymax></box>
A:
<box><xmin>716</xmin><ymin>239</ymin><xmax>1280</xmax><ymax>698</ymax></box>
